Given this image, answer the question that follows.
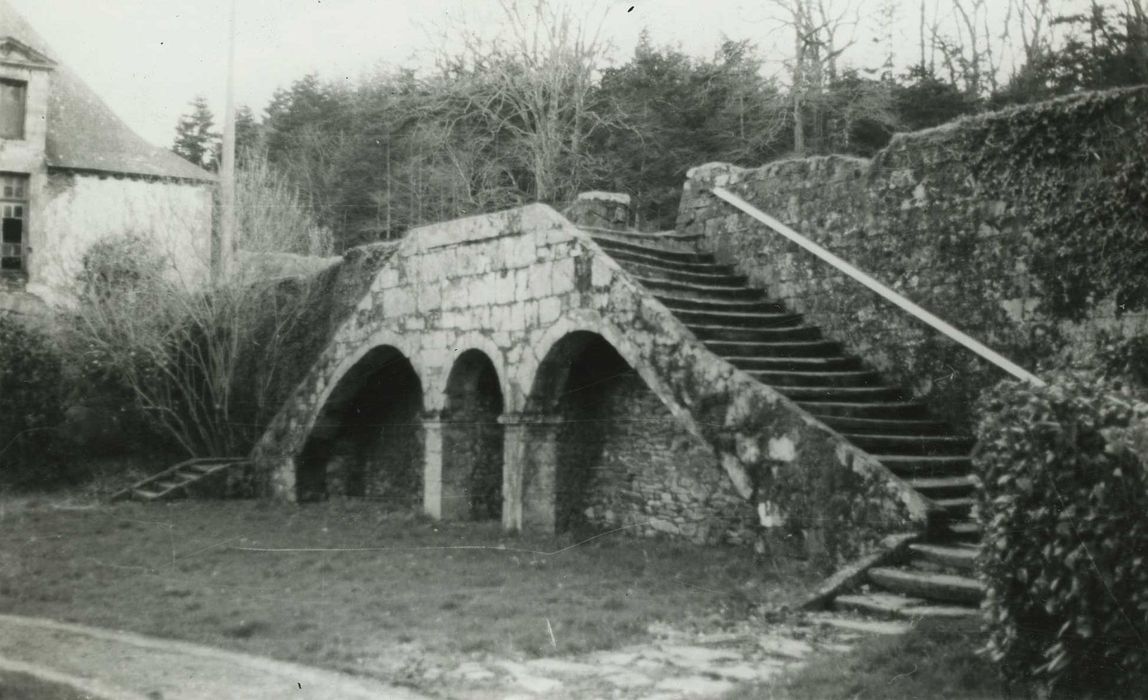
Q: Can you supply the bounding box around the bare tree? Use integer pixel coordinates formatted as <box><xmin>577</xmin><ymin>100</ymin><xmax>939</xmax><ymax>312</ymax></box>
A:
<box><xmin>70</xmin><ymin>161</ymin><xmax>330</xmax><ymax>457</ymax></box>
<box><xmin>1012</xmin><ymin>0</ymin><xmax>1055</xmax><ymax>63</ymax></box>
<box><xmin>433</xmin><ymin>0</ymin><xmax>621</xmax><ymax>204</ymax></box>
<box><xmin>768</xmin><ymin>0</ymin><xmax>860</xmax><ymax>155</ymax></box>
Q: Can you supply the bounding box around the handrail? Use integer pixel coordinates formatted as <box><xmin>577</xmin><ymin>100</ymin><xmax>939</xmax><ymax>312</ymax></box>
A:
<box><xmin>711</xmin><ymin>187</ymin><xmax>1046</xmax><ymax>387</ymax></box>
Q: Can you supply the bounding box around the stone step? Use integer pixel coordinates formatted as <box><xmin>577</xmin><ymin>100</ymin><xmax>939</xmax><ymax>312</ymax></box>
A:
<box><xmin>867</xmin><ymin>566</ymin><xmax>984</xmax><ymax>604</ymax></box>
<box><xmin>842</xmin><ymin>433</ymin><xmax>975</xmax><ymax>456</ymax></box>
<box><xmin>689</xmin><ymin>324</ymin><xmax>822</xmax><ymax>343</ymax></box>
<box><xmin>586</xmin><ymin>227</ymin><xmax>701</xmax><ymax>243</ymax></box>
<box><xmin>808</xmin><ymin>613</ymin><xmax>913</xmax><ymax>636</ymax></box>
<box><xmin>726</xmin><ymin>355</ymin><xmax>863</xmax><ymax>372</ymax></box>
<box><xmin>799</xmin><ymin>401</ymin><xmax>930</xmax><ymax>420</ymax></box>
<box><xmin>946</xmin><ymin>520</ymin><xmax>981</xmax><ymax>542</ymax></box>
<box><xmin>620</xmin><ymin>261</ymin><xmax>748</xmax><ymax>287</ymax></box>
<box><xmin>673</xmin><ymin>309</ymin><xmax>804</xmax><ymax>328</ymax></box>
<box><xmin>602</xmin><ymin>248</ymin><xmax>733</xmax><ymax>275</ymax></box>
<box><xmin>590</xmin><ymin>234</ymin><xmax>711</xmax><ymax>263</ymax></box>
<box><xmin>655</xmin><ymin>295</ymin><xmax>786</xmax><ymax>314</ymax></box>
<box><xmin>748</xmin><ymin>370</ymin><xmax>881</xmax><ymax>388</ymax></box>
<box><xmin>834</xmin><ymin>592</ymin><xmax>979</xmax><ymax>619</ymax></box>
<box><xmin>904</xmin><ymin>475</ymin><xmax>977</xmax><ymax>499</ymax></box>
<box><xmin>908</xmin><ymin>543</ymin><xmax>979</xmax><ymax>572</ymax></box>
<box><xmin>816</xmin><ymin>415</ymin><xmax>951</xmax><ymax>436</ymax></box>
<box><xmin>706</xmin><ymin>339</ymin><xmax>844</xmax><ymax>358</ymax></box>
<box><xmin>635</xmin><ymin>277</ymin><xmax>765</xmax><ymax>300</ymax></box>
<box><xmin>934</xmin><ymin>497</ymin><xmax>975</xmax><ymax>518</ymax></box>
<box><xmin>776</xmin><ymin>385</ymin><xmax>905</xmax><ymax>402</ymax></box>
<box><xmin>874</xmin><ymin>454</ymin><xmax>975</xmax><ymax>477</ymax></box>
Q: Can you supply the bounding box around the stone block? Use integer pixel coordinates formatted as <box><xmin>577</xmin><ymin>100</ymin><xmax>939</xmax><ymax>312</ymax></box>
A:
<box><xmin>538</xmin><ymin>297</ymin><xmax>561</xmax><ymax>325</ymax></box>
<box><xmin>509</xmin><ymin>303</ymin><xmax>526</xmax><ymax>329</ymax></box>
<box><xmin>491</xmin><ymin>271</ymin><xmax>515</xmax><ymax>305</ymax></box>
<box><xmin>591</xmin><ymin>257</ymin><xmax>614</xmax><ymax>288</ymax></box>
<box><xmin>549</xmin><ymin>257</ymin><xmax>577</xmax><ymax>296</ymax></box>
<box><xmin>527</xmin><ymin>264</ymin><xmax>553</xmax><ymax>298</ymax></box>
<box><xmin>504</xmin><ymin>235</ymin><xmax>536</xmax><ymax>268</ymax></box>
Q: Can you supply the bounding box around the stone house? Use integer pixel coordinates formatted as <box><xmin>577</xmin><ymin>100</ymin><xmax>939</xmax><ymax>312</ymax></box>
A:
<box><xmin>0</xmin><ymin>0</ymin><xmax>215</xmax><ymax>315</ymax></box>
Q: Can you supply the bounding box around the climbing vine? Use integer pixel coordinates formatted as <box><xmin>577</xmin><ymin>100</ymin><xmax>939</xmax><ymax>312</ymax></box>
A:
<box><xmin>956</xmin><ymin>88</ymin><xmax>1148</xmax><ymax>320</ymax></box>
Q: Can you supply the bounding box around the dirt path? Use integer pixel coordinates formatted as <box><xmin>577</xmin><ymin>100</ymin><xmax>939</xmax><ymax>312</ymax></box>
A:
<box><xmin>0</xmin><ymin>613</ymin><xmax>426</xmax><ymax>700</ymax></box>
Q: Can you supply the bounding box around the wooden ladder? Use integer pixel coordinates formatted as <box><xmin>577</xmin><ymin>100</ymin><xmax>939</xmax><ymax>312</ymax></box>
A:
<box><xmin>109</xmin><ymin>457</ymin><xmax>250</xmax><ymax>502</ymax></box>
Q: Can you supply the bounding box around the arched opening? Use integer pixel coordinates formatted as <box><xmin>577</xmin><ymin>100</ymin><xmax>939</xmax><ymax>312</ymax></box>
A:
<box><xmin>442</xmin><ymin>350</ymin><xmax>505</xmax><ymax>520</ymax></box>
<box><xmin>525</xmin><ymin>331</ymin><xmax>640</xmax><ymax>534</ymax></box>
<box><xmin>297</xmin><ymin>345</ymin><xmax>424</xmax><ymax>505</ymax></box>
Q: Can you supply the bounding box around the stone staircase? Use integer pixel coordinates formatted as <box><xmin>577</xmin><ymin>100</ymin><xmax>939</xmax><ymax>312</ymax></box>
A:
<box><xmin>585</xmin><ymin>227</ymin><xmax>984</xmax><ymax>619</ymax></box>
<box><xmin>109</xmin><ymin>457</ymin><xmax>250</xmax><ymax>502</ymax></box>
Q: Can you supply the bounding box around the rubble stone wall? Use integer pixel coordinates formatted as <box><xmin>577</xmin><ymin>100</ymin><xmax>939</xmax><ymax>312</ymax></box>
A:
<box><xmin>679</xmin><ymin>89</ymin><xmax>1148</xmax><ymax>430</ymax></box>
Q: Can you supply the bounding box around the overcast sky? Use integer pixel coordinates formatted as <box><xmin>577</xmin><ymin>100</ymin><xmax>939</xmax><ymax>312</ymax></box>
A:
<box><xmin>7</xmin><ymin>0</ymin><xmax>1044</xmax><ymax>148</ymax></box>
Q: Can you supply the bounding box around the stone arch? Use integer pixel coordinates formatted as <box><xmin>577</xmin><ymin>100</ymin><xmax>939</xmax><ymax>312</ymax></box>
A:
<box><xmin>441</xmin><ymin>349</ymin><xmax>505</xmax><ymax>520</ymax></box>
<box><xmin>296</xmin><ymin>344</ymin><xmax>425</xmax><ymax>505</ymax></box>
<box><xmin>521</xmin><ymin>330</ymin><xmax>644</xmax><ymax>534</ymax></box>
<box><xmin>515</xmin><ymin>312</ymin><xmax>694</xmax><ymax>434</ymax></box>
<box><xmin>427</xmin><ymin>333</ymin><xmax>513</xmax><ymax>414</ymax></box>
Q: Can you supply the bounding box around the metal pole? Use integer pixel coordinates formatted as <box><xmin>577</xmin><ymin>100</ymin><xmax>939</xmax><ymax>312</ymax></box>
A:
<box><xmin>219</xmin><ymin>0</ymin><xmax>238</xmax><ymax>280</ymax></box>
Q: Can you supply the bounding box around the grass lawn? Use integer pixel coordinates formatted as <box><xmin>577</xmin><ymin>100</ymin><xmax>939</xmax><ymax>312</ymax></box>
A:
<box><xmin>0</xmin><ymin>497</ymin><xmax>817</xmax><ymax>685</ymax></box>
<box><xmin>752</xmin><ymin>616</ymin><xmax>1031</xmax><ymax>700</ymax></box>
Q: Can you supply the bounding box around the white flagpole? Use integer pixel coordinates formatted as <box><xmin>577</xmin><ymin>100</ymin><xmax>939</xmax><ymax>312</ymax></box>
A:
<box><xmin>219</xmin><ymin>0</ymin><xmax>238</xmax><ymax>279</ymax></box>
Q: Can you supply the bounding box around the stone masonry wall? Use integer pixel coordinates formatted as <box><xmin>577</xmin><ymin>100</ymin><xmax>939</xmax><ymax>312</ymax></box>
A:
<box><xmin>578</xmin><ymin>374</ymin><xmax>757</xmax><ymax>546</ymax></box>
<box><xmin>679</xmin><ymin>89</ymin><xmax>1148</xmax><ymax>430</ymax></box>
<box><xmin>253</xmin><ymin>204</ymin><xmax>937</xmax><ymax>565</ymax></box>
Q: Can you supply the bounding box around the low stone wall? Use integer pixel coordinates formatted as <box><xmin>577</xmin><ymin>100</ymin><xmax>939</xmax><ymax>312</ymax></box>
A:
<box><xmin>679</xmin><ymin>88</ymin><xmax>1148</xmax><ymax>430</ymax></box>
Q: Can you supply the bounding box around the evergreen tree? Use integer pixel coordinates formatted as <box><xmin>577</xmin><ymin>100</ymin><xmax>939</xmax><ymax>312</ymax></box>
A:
<box><xmin>172</xmin><ymin>96</ymin><xmax>219</xmax><ymax>170</ymax></box>
<box><xmin>234</xmin><ymin>105</ymin><xmax>261</xmax><ymax>161</ymax></box>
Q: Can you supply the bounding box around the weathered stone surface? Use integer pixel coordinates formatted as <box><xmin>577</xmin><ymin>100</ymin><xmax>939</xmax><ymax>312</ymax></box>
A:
<box><xmin>808</xmin><ymin>614</ymin><xmax>913</xmax><ymax>636</ymax></box>
<box><xmin>757</xmin><ymin>635</ymin><xmax>814</xmax><ymax>660</ymax></box>
<box><xmin>654</xmin><ymin>675</ymin><xmax>736</xmax><ymax>695</ymax></box>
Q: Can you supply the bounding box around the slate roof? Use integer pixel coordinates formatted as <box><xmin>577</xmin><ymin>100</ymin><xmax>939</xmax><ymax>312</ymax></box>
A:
<box><xmin>1</xmin><ymin>0</ymin><xmax>215</xmax><ymax>182</ymax></box>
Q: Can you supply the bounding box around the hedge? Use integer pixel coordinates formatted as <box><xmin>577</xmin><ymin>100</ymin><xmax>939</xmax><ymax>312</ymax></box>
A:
<box><xmin>975</xmin><ymin>374</ymin><xmax>1148</xmax><ymax>695</ymax></box>
<box><xmin>0</xmin><ymin>313</ymin><xmax>66</xmax><ymax>484</ymax></box>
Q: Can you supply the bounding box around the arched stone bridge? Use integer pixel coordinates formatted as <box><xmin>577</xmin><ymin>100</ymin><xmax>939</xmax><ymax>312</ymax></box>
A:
<box><xmin>251</xmin><ymin>202</ymin><xmax>932</xmax><ymax>557</ymax></box>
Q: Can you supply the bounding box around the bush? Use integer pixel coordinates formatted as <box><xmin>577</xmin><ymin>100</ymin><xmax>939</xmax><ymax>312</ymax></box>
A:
<box><xmin>0</xmin><ymin>313</ymin><xmax>67</xmax><ymax>484</ymax></box>
<box><xmin>975</xmin><ymin>374</ymin><xmax>1148</xmax><ymax>695</ymax></box>
<box><xmin>77</xmin><ymin>232</ymin><xmax>168</xmax><ymax>301</ymax></box>
<box><xmin>72</xmin><ymin>232</ymin><xmax>328</xmax><ymax>458</ymax></box>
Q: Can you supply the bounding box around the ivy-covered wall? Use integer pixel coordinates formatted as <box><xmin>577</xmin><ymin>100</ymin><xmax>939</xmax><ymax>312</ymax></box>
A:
<box><xmin>678</xmin><ymin>87</ymin><xmax>1148</xmax><ymax>430</ymax></box>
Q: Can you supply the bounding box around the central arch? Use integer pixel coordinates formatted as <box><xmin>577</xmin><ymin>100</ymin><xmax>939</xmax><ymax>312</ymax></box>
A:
<box><xmin>296</xmin><ymin>345</ymin><xmax>424</xmax><ymax>505</ymax></box>
<box><xmin>523</xmin><ymin>331</ymin><xmax>644</xmax><ymax>534</ymax></box>
<box><xmin>441</xmin><ymin>349</ymin><xmax>505</xmax><ymax>520</ymax></box>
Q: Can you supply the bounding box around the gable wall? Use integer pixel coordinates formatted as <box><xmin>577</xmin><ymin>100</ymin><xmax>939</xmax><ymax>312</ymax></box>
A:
<box><xmin>25</xmin><ymin>172</ymin><xmax>212</xmax><ymax>304</ymax></box>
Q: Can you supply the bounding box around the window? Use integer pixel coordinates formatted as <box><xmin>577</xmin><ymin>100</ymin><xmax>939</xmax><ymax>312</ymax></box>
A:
<box><xmin>0</xmin><ymin>79</ymin><xmax>27</xmax><ymax>139</ymax></box>
<box><xmin>1</xmin><ymin>174</ymin><xmax>28</xmax><ymax>273</ymax></box>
